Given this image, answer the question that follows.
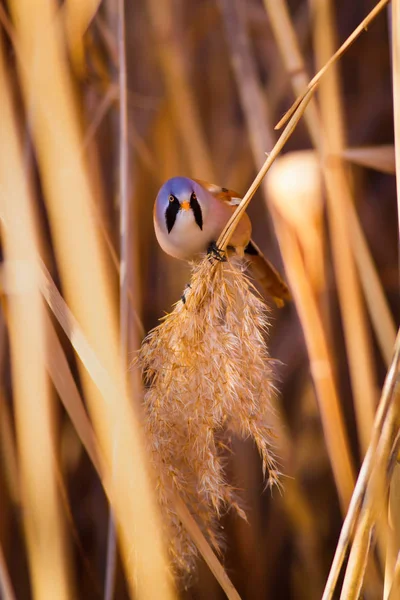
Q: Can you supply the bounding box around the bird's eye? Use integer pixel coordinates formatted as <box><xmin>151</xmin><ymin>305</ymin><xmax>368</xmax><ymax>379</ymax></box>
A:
<box><xmin>169</xmin><ymin>194</ymin><xmax>174</xmax><ymax>203</ymax></box>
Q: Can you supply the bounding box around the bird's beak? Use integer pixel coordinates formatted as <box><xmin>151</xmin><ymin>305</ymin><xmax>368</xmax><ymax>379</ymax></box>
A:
<box><xmin>180</xmin><ymin>201</ymin><xmax>191</xmax><ymax>211</ymax></box>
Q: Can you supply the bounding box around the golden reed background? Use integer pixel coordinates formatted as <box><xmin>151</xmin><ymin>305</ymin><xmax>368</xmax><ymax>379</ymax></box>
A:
<box><xmin>0</xmin><ymin>0</ymin><xmax>399</xmax><ymax>599</ymax></box>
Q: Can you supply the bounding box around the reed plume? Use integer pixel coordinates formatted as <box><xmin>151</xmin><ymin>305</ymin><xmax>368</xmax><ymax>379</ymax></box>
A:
<box><xmin>137</xmin><ymin>255</ymin><xmax>280</xmax><ymax>578</ymax></box>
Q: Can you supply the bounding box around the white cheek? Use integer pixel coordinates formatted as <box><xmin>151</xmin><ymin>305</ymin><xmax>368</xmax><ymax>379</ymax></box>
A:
<box><xmin>156</xmin><ymin>208</ymin><xmax>212</xmax><ymax>260</ymax></box>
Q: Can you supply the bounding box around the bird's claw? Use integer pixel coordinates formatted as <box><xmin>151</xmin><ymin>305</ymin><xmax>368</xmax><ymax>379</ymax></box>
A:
<box><xmin>207</xmin><ymin>242</ymin><xmax>226</xmax><ymax>263</ymax></box>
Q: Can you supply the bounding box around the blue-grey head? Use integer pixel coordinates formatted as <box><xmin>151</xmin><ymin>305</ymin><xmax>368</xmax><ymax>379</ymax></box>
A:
<box><xmin>154</xmin><ymin>177</ymin><xmax>206</xmax><ymax>235</ymax></box>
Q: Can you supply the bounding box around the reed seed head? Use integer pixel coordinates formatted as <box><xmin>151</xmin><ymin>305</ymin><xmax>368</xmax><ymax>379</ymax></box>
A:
<box><xmin>137</xmin><ymin>255</ymin><xmax>281</xmax><ymax>579</ymax></box>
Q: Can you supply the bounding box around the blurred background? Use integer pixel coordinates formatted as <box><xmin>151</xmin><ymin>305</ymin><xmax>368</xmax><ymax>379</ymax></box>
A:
<box><xmin>0</xmin><ymin>0</ymin><xmax>399</xmax><ymax>598</ymax></box>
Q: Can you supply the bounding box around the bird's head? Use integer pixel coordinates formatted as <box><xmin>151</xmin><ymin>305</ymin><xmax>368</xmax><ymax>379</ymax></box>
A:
<box><xmin>155</xmin><ymin>177</ymin><xmax>206</xmax><ymax>234</ymax></box>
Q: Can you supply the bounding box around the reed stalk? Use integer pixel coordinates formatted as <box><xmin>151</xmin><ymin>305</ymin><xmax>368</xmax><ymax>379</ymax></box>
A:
<box><xmin>217</xmin><ymin>0</ymin><xmax>355</xmax><ymax>512</ymax></box>
<box><xmin>311</xmin><ymin>0</ymin><xmax>377</xmax><ymax>456</ymax></box>
<box><xmin>339</xmin><ymin>381</ymin><xmax>400</xmax><ymax>598</ymax></box>
<box><xmin>275</xmin><ymin>0</ymin><xmax>391</xmax><ymax>129</ymax></box>
<box><xmin>39</xmin><ymin>261</ymin><xmax>242</xmax><ymax>599</ymax></box>
<box><xmin>263</xmin><ymin>0</ymin><xmax>396</xmax><ymax>369</ymax></box>
<box><xmin>392</xmin><ymin>0</ymin><xmax>400</xmax><ymax>242</ymax></box>
<box><xmin>270</xmin><ymin>215</ymin><xmax>355</xmax><ymax>510</ymax></box>
<box><xmin>8</xmin><ymin>0</ymin><xmax>175</xmax><ymax>595</ymax></box>
<box><xmin>0</xmin><ymin>34</ymin><xmax>75</xmax><ymax>599</ymax></box>
<box><xmin>322</xmin><ymin>330</ymin><xmax>400</xmax><ymax>600</ymax></box>
<box><xmin>145</xmin><ymin>0</ymin><xmax>215</xmax><ymax>180</ymax></box>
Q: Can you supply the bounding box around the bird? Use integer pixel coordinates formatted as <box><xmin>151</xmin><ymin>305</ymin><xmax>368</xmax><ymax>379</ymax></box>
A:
<box><xmin>153</xmin><ymin>176</ymin><xmax>290</xmax><ymax>306</ymax></box>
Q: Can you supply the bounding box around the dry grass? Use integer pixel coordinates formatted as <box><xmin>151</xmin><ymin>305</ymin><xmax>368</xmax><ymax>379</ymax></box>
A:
<box><xmin>0</xmin><ymin>0</ymin><xmax>399</xmax><ymax>598</ymax></box>
<box><xmin>137</xmin><ymin>257</ymin><xmax>279</xmax><ymax>578</ymax></box>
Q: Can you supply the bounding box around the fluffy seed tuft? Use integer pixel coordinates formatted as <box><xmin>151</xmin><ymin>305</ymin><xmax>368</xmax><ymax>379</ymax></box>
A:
<box><xmin>137</xmin><ymin>256</ymin><xmax>281</xmax><ymax>578</ymax></box>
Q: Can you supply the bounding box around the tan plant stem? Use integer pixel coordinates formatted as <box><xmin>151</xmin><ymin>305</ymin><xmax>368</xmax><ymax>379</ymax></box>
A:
<box><xmin>216</xmin><ymin>87</ymin><xmax>314</xmax><ymax>252</ymax></box>
<box><xmin>272</xmin><ymin>218</ymin><xmax>355</xmax><ymax>510</ymax></box>
<box><xmin>216</xmin><ymin>0</ymin><xmax>355</xmax><ymax>512</ymax></box>
<box><xmin>0</xmin><ymin>34</ymin><xmax>75</xmax><ymax>599</ymax></box>
<box><xmin>37</xmin><ymin>261</ymin><xmax>242</xmax><ymax>600</ymax></box>
<box><xmin>393</xmin><ymin>0</ymin><xmax>400</xmax><ymax>249</ymax></box>
<box><xmin>275</xmin><ymin>0</ymin><xmax>391</xmax><ymax>130</ymax></box>
<box><xmin>8</xmin><ymin>0</ymin><xmax>175</xmax><ymax>595</ymax></box>
<box><xmin>263</xmin><ymin>0</ymin><xmax>396</xmax><ymax>369</ymax></box>
<box><xmin>340</xmin><ymin>384</ymin><xmax>400</xmax><ymax>599</ymax></box>
<box><xmin>311</xmin><ymin>0</ymin><xmax>377</xmax><ymax>456</ymax></box>
<box><xmin>145</xmin><ymin>0</ymin><xmax>215</xmax><ymax>180</ymax></box>
<box><xmin>321</xmin><ymin>330</ymin><xmax>400</xmax><ymax>600</ymax></box>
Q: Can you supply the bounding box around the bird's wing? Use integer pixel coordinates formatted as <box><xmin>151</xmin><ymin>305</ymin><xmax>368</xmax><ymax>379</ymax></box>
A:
<box><xmin>193</xmin><ymin>179</ymin><xmax>242</xmax><ymax>206</ymax></box>
<box><xmin>245</xmin><ymin>240</ymin><xmax>291</xmax><ymax>307</ymax></box>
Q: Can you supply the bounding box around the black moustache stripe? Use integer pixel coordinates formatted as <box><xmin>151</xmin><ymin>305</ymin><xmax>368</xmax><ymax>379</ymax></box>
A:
<box><xmin>165</xmin><ymin>196</ymin><xmax>180</xmax><ymax>233</ymax></box>
<box><xmin>190</xmin><ymin>193</ymin><xmax>203</xmax><ymax>230</ymax></box>
<box><xmin>244</xmin><ymin>240</ymin><xmax>259</xmax><ymax>256</ymax></box>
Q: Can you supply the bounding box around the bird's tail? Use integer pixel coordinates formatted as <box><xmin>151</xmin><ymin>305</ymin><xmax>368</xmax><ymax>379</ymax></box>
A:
<box><xmin>244</xmin><ymin>240</ymin><xmax>291</xmax><ymax>307</ymax></box>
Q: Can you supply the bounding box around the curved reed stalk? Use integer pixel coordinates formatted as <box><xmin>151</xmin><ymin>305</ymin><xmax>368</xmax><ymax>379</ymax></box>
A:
<box><xmin>321</xmin><ymin>330</ymin><xmax>400</xmax><ymax>600</ymax></box>
<box><xmin>274</xmin><ymin>0</ymin><xmax>391</xmax><ymax>129</ymax></box>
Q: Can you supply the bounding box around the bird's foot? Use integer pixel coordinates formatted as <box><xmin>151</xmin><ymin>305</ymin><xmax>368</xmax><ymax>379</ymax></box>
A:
<box><xmin>207</xmin><ymin>242</ymin><xmax>226</xmax><ymax>263</ymax></box>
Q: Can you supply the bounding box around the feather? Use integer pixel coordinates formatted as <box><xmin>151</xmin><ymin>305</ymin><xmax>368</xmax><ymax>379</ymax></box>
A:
<box><xmin>245</xmin><ymin>240</ymin><xmax>291</xmax><ymax>307</ymax></box>
<box><xmin>193</xmin><ymin>179</ymin><xmax>242</xmax><ymax>206</ymax></box>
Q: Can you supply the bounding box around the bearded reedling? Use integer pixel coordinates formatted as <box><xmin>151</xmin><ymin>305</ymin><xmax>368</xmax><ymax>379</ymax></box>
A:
<box><xmin>153</xmin><ymin>176</ymin><xmax>290</xmax><ymax>306</ymax></box>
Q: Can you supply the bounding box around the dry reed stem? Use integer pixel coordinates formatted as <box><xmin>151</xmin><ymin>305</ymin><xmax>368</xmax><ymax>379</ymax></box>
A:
<box><xmin>2</xmin><ymin>0</ymin><xmax>141</xmax><ymax>345</ymax></box>
<box><xmin>217</xmin><ymin>0</ymin><xmax>275</xmax><ymax>162</ymax></box>
<box><xmin>266</xmin><ymin>0</ymin><xmax>385</xmax><ymax>454</ymax></box>
<box><xmin>138</xmin><ymin>257</ymin><xmax>279</xmax><ymax>577</ymax></box>
<box><xmin>311</xmin><ymin>0</ymin><xmax>377</xmax><ymax>456</ymax></box>
<box><xmin>393</xmin><ymin>0</ymin><xmax>400</xmax><ymax>243</ymax></box>
<box><xmin>216</xmin><ymin>0</ymin><xmax>315</xmax><ymax>252</ymax></box>
<box><xmin>44</xmin><ymin>261</ymin><xmax>239</xmax><ymax>598</ymax></box>
<box><xmin>3</xmin><ymin>4</ymin><xmax>145</xmax><ymax>339</ymax></box>
<box><xmin>145</xmin><ymin>0</ymin><xmax>215</xmax><ymax>180</ymax></box>
<box><xmin>271</xmin><ymin>217</ymin><xmax>355</xmax><ymax>510</ymax></box>
<box><xmin>172</xmin><ymin>494</ymin><xmax>242</xmax><ymax>600</ymax></box>
<box><xmin>339</xmin><ymin>383</ymin><xmax>400</xmax><ymax>599</ymax></box>
<box><xmin>339</xmin><ymin>508</ymin><xmax>374</xmax><ymax>599</ymax></box>
<box><xmin>38</xmin><ymin>262</ymin><xmax>241</xmax><ymax>598</ymax></box>
<box><xmin>216</xmin><ymin>0</ymin><xmax>276</xmax><ymax>248</ymax></box>
<box><xmin>44</xmin><ymin>311</ymin><xmax>103</xmax><ymax>475</ymax></box>
<box><xmin>63</xmin><ymin>0</ymin><xmax>102</xmax><ymax>74</ymax></box>
<box><xmin>340</xmin><ymin>508</ymin><xmax>374</xmax><ymax>600</ymax></box>
<box><xmin>385</xmin><ymin>4</ymin><xmax>400</xmax><ymax>595</ymax></box>
<box><xmin>322</xmin><ymin>330</ymin><xmax>400</xmax><ymax>600</ymax></box>
<box><xmin>275</xmin><ymin>0</ymin><xmax>391</xmax><ymax>130</ymax></box>
<box><xmin>264</xmin><ymin>0</ymin><xmax>396</xmax><ymax>371</ymax></box>
<box><xmin>0</xmin><ymin>35</ymin><xmax>74</xmax><ymax>599</ymax></box>
<box><xmin>340</xmin><ymin>145</ymin><xmax>396</xmax><ymax>174</ymax></box>
<box><xmin>105</xmin><ymin>0</ymin><xmax>130</xmax><ymax>595</ymax></box>
<box><xmin>262</xmin><ymin>0</ymin><xmax>322</xmax><ymax>145</ymax></box>
<box><xmin>118</xmin><ymin>0</ymin><xmax>132</xmax><ymax>367</ymax></box>
<box><xmin>387</xmin><ymin>549</ymin><xmax>400</xmax><ymax>599</ymax></box>
<box><xmin>8</xmin><ymin>0</ymin><xmax>175</xmax><ymax>595</ymax></box>
<box><xmin>213</xmin><ymin>17</ymin><xmax>325</xmax><ymax>579</ymax></box>
<box><xmin>218</xmin><ymin>0</ymin><xmax>355</xmax><ymax>512</ymax></box>
<box><xmin>384</xmin><ymin>464</ymin><xmax>400</xmax><ymax>598</ymax></box>
<box><xmin>216</xmin><ymin>87</ymin><xmax>315</xmax><ymax>252</ymax></box>
<box><xmin>348</xmin><ymin>203</ymin><xmax>396</xmax><ymax>368</ymax></box>
<box><xmin>263</xmin><ymin>404</ymin><xmax>326</xmax><ymax>591</ymax></box>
